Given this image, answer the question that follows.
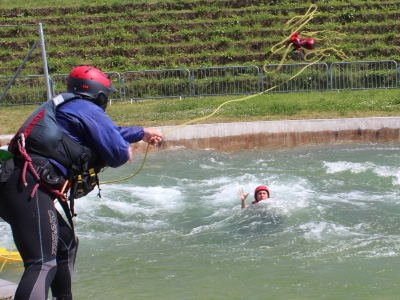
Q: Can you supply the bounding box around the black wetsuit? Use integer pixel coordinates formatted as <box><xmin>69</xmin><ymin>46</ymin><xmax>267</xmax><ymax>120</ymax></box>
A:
<box><xmin>0</xmin><ymin>156</ymin><xmax>77</xmax><ymax>300</ymax></box>
<box><xmin>0</xmin><ymin>97</ymin><xmax>145</xmax><ymax>299</ymax></box>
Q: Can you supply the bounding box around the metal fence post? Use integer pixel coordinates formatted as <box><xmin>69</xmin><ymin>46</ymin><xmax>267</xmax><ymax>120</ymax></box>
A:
<box><xmin>38</xmin><ymin>23</ymin><xmax>52</xmax><ymax>100</ymax></box>
<box><xmin>327</xmin><ymin>66</ymin><xmax>332</xmax><ymax>90</ymax></box>
<box><xmin>190</xmin><ymin>71</ymin><xmax>195</xmax><ymax>97</ymax></box>
<box><xmin>258</xmin><ymin>68</ymin><xmax>264</xmax><ymax>93</ymax></box>
<box><xmin>397</xmin><ymin>66</ymin><xmax>400</xmax><ymax>87</ymax></box>
<box><xmin>0</xmin><ymin>42</ymin><xmax>38</xmax><ymax>103</ymax></box>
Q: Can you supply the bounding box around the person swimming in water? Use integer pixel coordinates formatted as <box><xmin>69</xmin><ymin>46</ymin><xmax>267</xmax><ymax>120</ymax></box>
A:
<box><xmin>238</xmin><ymin>185</ymin><xmax>270</xmax><ymax>209</ymax></box>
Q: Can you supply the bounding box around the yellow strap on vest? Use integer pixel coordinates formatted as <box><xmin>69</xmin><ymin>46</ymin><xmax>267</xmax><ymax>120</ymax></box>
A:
<box><xmin>89</xmin><ymin>168</ymin><xmax>97</xmax><ymax>187</ymax></box>
<box><xmin>77</xmin><ymin>174</ymin><xmax>83</xmax><ymax>194</ymax></box>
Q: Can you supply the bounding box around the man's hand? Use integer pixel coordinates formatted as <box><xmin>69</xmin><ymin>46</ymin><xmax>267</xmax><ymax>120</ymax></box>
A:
<box><xmin>142</xmin><ymin>128</ymin><xmax>163</xmax><ymax>145</ymax></box>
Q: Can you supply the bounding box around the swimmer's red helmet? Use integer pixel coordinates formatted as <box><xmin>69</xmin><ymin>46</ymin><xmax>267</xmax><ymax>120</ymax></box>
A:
<box><xmin>254</xmin><ymin>185</ymin><xmax>269</xmax><ymax>199</ymax></box>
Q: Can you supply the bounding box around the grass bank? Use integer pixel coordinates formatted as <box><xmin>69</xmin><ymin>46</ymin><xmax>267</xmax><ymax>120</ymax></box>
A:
<box><xmin>0</xmin><ymin>89</ymin><xmax>399</xmax><ymax>135</ymax></box>
<box><xmin>1</xmin><ymin>0</ymin><xmax>400</xmax><ymax>75</ymax></box>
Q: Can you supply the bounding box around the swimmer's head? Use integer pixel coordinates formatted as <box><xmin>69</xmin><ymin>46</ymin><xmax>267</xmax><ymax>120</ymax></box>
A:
<box><xmin>254</xmin><ymin>185</ymin><xmax>270</xmax><ymax>202</ymax></box>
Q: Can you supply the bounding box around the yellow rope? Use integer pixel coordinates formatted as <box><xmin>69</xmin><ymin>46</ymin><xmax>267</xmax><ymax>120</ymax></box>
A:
<box><xmin>0</xmin><ymin>244</ymin><xmax>16</xmax><ymax>273</ymax></box>
<box><xmin>100</xmin><ymin>143</ymin><xmax>151</xmax><ymax>184</ymax></box>
<box><xmin>100</xmin><ymin>61</ymin><xmax>321</xmax><ymax>185</ymax></box>
<box><xmin>266</xmin><ymin>3</ymin><xmax>348</xmax><ymax>72</ymax></box>
<box><xmin>100</xmin><ymin>4</ymin><xmax>348</xmax><ymax>185</ymax></box>
<box><xmin>284</xmin><ymin>4</ymin><xmax>319</xmax><ymax>33</ymax></box>
<box><xmin>0</xmin><ymin>3</ymin><xmax>350</xmax><ymax>277</ymax></box>
<box><xmin>268</xmin><ymin>4</ymin><xmax>318</xmax><ymax>58</ymax></box>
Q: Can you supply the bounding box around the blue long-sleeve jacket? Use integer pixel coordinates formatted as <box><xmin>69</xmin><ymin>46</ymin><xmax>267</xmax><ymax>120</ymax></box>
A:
<box><xmin>55</xmin><ymin>98</ymin><xmax>144</xmax><ymax>168</ymax></box>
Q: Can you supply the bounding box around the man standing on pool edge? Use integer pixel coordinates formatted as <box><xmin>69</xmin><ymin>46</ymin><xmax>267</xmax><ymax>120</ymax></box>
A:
<box><xmin>0</xmin><ymin>66</ymin><xmax>163</xmax><ymax>300</ymax></box>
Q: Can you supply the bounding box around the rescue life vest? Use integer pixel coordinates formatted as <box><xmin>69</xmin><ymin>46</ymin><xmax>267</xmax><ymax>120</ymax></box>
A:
<box><xmin>8</xmin><ymin>93</ymin><xmax>105</xmax><ymax>228</ymax></box>
<box><xmin>9</xmin><ymin>93</ymin><xmax>95</xmax><ymax>177</ymax></box>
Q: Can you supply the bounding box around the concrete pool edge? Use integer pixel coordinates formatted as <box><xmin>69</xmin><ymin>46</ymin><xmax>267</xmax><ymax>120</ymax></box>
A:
<box><xmin>0</xmin><ymin>279</ymin><xmax>17</xmax><ymax>299</ymax></box>
<box><xmin>1</xmin><ymin>117</ymin><xmax>400</xmax><ymax>154</ymax></box>
<box><xmin>132</xmin><ymin>116</ymin><xmax>400</xmax><ymax>153</ymax></box>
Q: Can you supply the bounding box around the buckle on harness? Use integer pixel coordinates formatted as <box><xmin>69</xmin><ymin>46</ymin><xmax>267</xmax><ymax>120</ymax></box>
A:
<box><xmin>36</xmin><ymin>166</ymin><xmax>70</xmax><ymax>202</ymax></box>
<box><xmin>73</xmin><ymin>169</ymin><xmax>100</xmax><ymax>199</ymax></box>
<box><xmin>37</xmin><ymin>166</ymin><xmax>61</xmax><ymax>186</ymax></box>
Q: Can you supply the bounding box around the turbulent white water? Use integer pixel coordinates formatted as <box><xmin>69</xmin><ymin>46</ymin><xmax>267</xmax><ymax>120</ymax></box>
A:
<box><xmin>2</xmin><ymin>143</ymin><xmax>400</xmax><ymax>299</ymax></box>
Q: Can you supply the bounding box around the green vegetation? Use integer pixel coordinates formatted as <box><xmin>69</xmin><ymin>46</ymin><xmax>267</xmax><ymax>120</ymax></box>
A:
<box><xmin>1</xmin><ymin>89</ymin><xmax>399</xmax><ymax>134</ymax></box>
<box><xmin>1</xmin><ymin>0</ymin><xmax>400</xmax><ymax>136</ymax></box>
<box><xmin>0</xmin><ymin>0</ymin><xmax>399</xmax><ymax>76</ymax></box>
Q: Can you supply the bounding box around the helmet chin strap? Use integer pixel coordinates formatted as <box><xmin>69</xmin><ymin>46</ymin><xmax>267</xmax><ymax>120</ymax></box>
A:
<box><xmin>79</xmin><ymin>93</ymin><xmax>108</xmax><ymax>112</ymax></box>
<box><xmin>94</xmin><ymin>94</ymin><xmax>108</xmax><ymax>111</ymax></box>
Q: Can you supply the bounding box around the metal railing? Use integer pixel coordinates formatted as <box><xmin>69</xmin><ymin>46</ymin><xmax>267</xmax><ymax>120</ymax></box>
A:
<box><xmin>263</xmin><ymin>62</ymin><xmax>329</xmax><ymax>92</ymax></box>
<box><xmin>0</xmin><ymin>75</ymin><xmax>49</xmax><ymax>106</ymax></box>
<box><xmin>0</xmin><ymin>60</ymin><xmax>398</xmax><ymax>106</ymax></box>
<box><xmin>191</xmin><ymin>66</ymin><xmax>260</xmax><ymax>96</ymax></box>
<box><xmin>330</xmin><ymin>60</ymin><xmax>398</xmax><ymax>90</ymax></box>
<box><xmin>122</xmin><ymin>69</ymin><xmax>191</xmax><ymax>100</ymax></box>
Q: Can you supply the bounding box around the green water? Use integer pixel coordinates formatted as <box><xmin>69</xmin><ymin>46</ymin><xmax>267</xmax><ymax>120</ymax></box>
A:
<box><xmin>2</xmin><ymin>143</ymin><xmax>400</xmax><ymax>299</ymax></box>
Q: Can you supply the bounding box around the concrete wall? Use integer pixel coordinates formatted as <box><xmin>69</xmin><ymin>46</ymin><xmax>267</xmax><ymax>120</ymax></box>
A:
<box><xmin>2</xmin><ymin>117</ymin><xmax>400</xmax><ymax>154</ymax></box>
<box><xmin>130</xmin><ymin>117</ymin><xmax>400</xmax><ymax>153</ymax></box>
<box><xmin>0</xmin><ymin>279</ymin><xmax>17</xmax><ymax>299</ymax></box>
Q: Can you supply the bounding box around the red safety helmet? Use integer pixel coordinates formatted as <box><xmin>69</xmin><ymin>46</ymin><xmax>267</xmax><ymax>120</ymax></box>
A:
<box><xmin>299</xmin><ymin>37</ymin><xmax>315</xmax><ymax>50</ymax></box>
<box><xmin>254</xmin><ymin>185</ymin><xmax>269</xmax><ymax>200</ymax></box>
<box><xmin>67</xmin><ymin>65</ymin><xmax>117</xmax><ymax>101</ymax></box>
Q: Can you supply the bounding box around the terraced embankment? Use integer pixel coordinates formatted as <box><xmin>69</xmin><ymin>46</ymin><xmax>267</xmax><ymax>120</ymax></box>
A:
<box><xmin>0</xmin><ymin>0</ymin><xmax>399</xmax><ymax>76</ymax></box>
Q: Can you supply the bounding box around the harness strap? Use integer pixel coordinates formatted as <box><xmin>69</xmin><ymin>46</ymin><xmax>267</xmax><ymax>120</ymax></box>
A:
<box><xmin>59</xmin><ymin>197</ymin><xmax>75</xmax><ymax>231</ymax></box>
<box><xmin>77</xmin><ymin>174</ymin><xmax>83</xmax><ymax>194</ymax></box>
<box><xmin>17</xmin><ymin>134</ymin><xmax>67</xmax><ymax>201</ymax></box>
<box><xmin>89</xmin><ymin>168</ymin><xmax>97</xmax><ymax>187</ymax></box>
<box><xmin>18</xmin><ymin>135</ymin><xmax>40</xmax><ymax>196</ymax></box>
